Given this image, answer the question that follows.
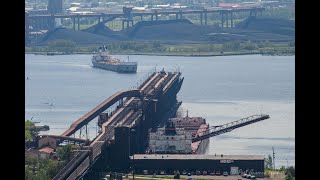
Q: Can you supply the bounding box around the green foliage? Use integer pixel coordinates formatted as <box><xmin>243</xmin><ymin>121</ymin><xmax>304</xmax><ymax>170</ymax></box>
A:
<box><xmin>286</xmin><ymin>166</ymin><xmax>295</xmax><ymax>177</ymax></box>
<box><xmin>106</xmin><ymin>41</ymin><xmax>165</xmax><ymax>52</ymax></box>
<box><xmin>25</xmin><ymin>156</ymin><xmax>38</xmax><ymax>166</ymax></box>
<box><xmin>91</xmin><ymin>1</ymin><xmax>99</xmax><ymax>8</ymax></box>
<box><xmin>57</xmin><ymin>144</ymin><xmax>73</xmax><ymax>161</ymax></box>
<box><xmin>48</xmin><ymin>39</ymin><xmax>76</xmax><ymax>53</ymax></box>
<box><xmin>25</xmin><ymin>168</ymin><xmax>34</xmax><ymax>180</ymax></box>
<box><xmin>173</xmin><ymin>172</ymin><xmax>180</xmax><ymax>179</ymax></box>
<box><xmin>258</xmin><ymin>40</ymin><xmax>271</xmax><ymax>48</ymax></box>
<box><xmin>288</xmin><ymin>41</ymin><xmax>295</xmax><ymax>47</ymax></box>
<box><xmin>286</xmin><ymin>172</ymin><xmax>293</xmax><ymax>180</ymax></box>
<box><xmin>25</xmin><ymin>120</ymin><xmax>34</xmax><ymax>127</ymax></box>
<box><xmin>40</xmin><ymin>159</ymin><xmax>64</xmax><ymax>178</ymax></box>
<box><xmin>25</xmin><ymin>130</ymin><xmax>33</xmax><ymax>141</ymax></box>
<box><xmin>152</xmin><ymin>41</ymin><xmax>161</xmax><ymax>49</ymax></box>
<box><xmin>25</xmin><ymin>120</ymin><xmax>34</xmax><ymax>141</ymax></box>
<box><xmin>262</xmin><ymin>7</ymin><xmax>295</xmax><ymax>20</ymax></box>
<box><xmin>222</xmin><ymin>41</ymin><xmax>241</xmax><ymax>51</ymax></box>
<box><xmin>265</xmin><ymin>155</ymin><xmax>273</xmax><ymax>169</ymax></box>
<box><xmin>241</xmin><ymin>41</ymin><xmax>258</xmax><ymax>51</ymax></box>
<box><xmin>25</xmin><ymin>157</ymin><xmax>64</xmax><ymax>180</ymax></box>
<box><xmin>26</xmin><ymin>40</ymin><xmax>294</xmax><ymax>56</ymax></box>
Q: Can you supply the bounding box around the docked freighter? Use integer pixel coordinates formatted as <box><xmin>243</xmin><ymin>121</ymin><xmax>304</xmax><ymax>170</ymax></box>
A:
<box><xmin>148</xmin><ymin>114</ymin><xmax>209</xmax><ymax>154</ymax></box>
<box><xmin>91</xmin><ymin>45</ymin><xmax>137</xmax><ymax>73</ymax></box>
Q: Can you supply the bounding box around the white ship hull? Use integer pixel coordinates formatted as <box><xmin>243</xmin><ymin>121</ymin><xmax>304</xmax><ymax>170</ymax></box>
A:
<box><xmin>92</xmin><ymin>59</ymin><xmax>137</xmax><ymax>73</ymax></box>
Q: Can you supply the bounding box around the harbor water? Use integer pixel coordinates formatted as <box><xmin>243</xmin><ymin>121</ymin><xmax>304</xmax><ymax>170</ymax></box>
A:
<box><xmin>25</xmin><ymin>54</ymin><xmax>294</xmax><ymax>168</ymax></box>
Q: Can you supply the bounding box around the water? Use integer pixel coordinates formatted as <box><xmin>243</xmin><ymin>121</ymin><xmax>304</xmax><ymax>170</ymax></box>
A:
<box><xmin>25</xmin><ymin>54</ymin><xmax>295</xmax><ymax>168</ymax></box>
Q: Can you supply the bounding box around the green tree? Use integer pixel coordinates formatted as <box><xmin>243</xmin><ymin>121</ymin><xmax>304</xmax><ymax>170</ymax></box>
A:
<box><xmin>25</xmin><ymin>120</ymin><xmax>34</xmax><ymax>141</ymax></box>
<box><xmin>91</xmin><ymin>1</ymin><xmax>99</xmax><ymax>8</ymax></box>
<box><xmin>48</xmin><ymin>39</ymin><xmax>76</xmax><ymax>54</ymax></box>
<box><xmin>152</xmin><ymin>41</ymin><xmax>161</xmax><ymax>49</ymax></box>
<box><xmin>222</xmin><ymin>41</ymin><xmax>241</xmax><ymax>51</ymax></box>
<box><xmin>258</xmin><ymin>40</ymin><xmax>271</xmax><ymax>48</ymax></box>
<box><xmin>43</xmin><ymin>159</ymin><xmax>63</xmax><ymax>178</ymax></box>
<box><xmin>286</xmin><ymin>166</ymin><xmax>295</xmax><ymax>177</ymax></box>
<box><xmin>25</xmin><ymin>120</ymin><xmax>34</xmax><ymax>127</ymax></box>
<box><xmin>25</xmin><ymin>157</ymin><xmax>63</xmax><ymax>179</ymax></box>
<box><xmin>57</xmin><ymin>144</ymin><xmax>73</xmax><ymax>161</ymax></box>
<box><xmin>288</xmin><ymin>41</ymin><xmax>295</xmax><ymax>47</ymax></box>
<box><xmin>265</xmin><ymin>155</ymin><xmax>273</xmax><ymax>169</ymax></box>
<box><xmin>25</xmin><ymin>130</ymin><xmax>32</xmax><ymax>141</ymax></box>
<box><xmin>25</xmin><ymin>167</ymin><xmax>34</xmax><ymax>180</ymax></box>
<box><xmin>241</xmin><ymin>41</ymin><xmax>258</xmax><ymax>51</ymax></box>
<box><xmin>286</xmin><ymin>172</ymin><xmax>293</xmax><ymax>180</ymax></box>
<box><xmin>35</xmin><ymin>169</ymin><xmax>49</xmax><ymax>180</ymax></box>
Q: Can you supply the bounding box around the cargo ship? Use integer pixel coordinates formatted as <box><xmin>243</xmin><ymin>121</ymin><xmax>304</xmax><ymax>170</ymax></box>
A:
<box><xmin>91</xmin><ymin>45</ymin><xmax>137</xmax><ymax>73</ymax></box>
<box><xmin>148</xmin><ymin>114</ymin><xmax>209</xmax><ymax>154</ymax></box>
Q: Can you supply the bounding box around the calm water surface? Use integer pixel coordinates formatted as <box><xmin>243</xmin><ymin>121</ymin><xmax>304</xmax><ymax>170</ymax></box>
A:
<box><xmin>25</xmin><ymin>54</ymin><xmax>294</xmax><ymax>168</ymax></box>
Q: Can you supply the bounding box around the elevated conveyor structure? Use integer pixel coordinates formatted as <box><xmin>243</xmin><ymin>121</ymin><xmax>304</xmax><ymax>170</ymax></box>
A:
<box><xmin>53</xmin><ymin>71</ymin><xmax>184</xmax><ymax>180</ymax></box>
<box><xmin>192</xmin><ymin>114</ymin><xmax>270</xmax><ymax>143</ymax></box>
<box><xmin>61</xmin><ymin>89</ymin><xmax>142</xmax><ymax>137</ymax></box>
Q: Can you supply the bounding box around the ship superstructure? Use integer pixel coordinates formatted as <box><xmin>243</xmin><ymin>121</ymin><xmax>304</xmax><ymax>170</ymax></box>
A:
<box><xmin>91</xmin><ymin>45</ymin><xmax>137</xmax><ymax>73</ymax></box>
<box><xmin>148</xmin><ymin>115</ymin><xmax>209</xmax><ymax>154</ymax></box>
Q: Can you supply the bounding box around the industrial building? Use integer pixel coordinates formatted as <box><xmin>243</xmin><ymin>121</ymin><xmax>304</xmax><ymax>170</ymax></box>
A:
<box><xmin>131</xmin><ymin>154</ymin><xmax>264</xmax><ymax>176</ymax></box>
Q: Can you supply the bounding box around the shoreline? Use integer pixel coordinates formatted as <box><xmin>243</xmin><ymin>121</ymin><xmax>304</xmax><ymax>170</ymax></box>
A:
<box><xmin>25</xmin><ymin>51</ymin><xmax>295</xmax><ymax>57</ymax></box>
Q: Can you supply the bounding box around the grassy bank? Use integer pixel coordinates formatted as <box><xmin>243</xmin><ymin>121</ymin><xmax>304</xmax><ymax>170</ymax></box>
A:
<box><xmin>25</xmin><ymin>40</ymin><xmax>295</xmax><ymax>57</ymax></box>
<box><xmin>25</xmin><ymin>50</ymin><xmax>293</xmax><ymax>57</ymax></box>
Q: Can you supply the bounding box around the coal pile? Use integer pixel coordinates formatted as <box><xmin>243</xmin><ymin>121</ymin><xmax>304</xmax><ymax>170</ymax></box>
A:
<box><xmin>82</xmin><ymin>22</ymin><xmax>128</xmax><ymax>40</ymax></box>
<box><xmin>237</xmin><ymin>17</ymin><xmax>295</xmax><ymax>37</ymax></box>
<box><xmin>40</xmin><ymin>27</ymin><xmax>115</xmax><ymax>45</ymax></box>
<box><xmin>126</xmin><ymin>19</ymin><xmax>221</xmax><ymax>41</ymax></box>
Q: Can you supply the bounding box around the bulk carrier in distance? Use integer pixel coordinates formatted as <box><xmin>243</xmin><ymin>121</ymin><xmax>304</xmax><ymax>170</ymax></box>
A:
<box><xmin>148</xmin><ymin>113</ymin><xmax>209</xmax><ymax>154</ymax></box>
<box><xmin>91</xmin><ymin>45</ymin><xmax>137</xmax><ymax>73</ymax></box>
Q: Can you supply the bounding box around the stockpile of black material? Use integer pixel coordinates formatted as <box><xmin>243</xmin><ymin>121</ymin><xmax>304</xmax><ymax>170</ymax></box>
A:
<box><xmin>37</xmin><ymin>17</ymin><xmax>294</xmax><ymax>45</ymax></box>
<box><xmin>237</xmin><ymin>17</ymin><xmax>295</xmax><ymax>37</ymax></box>
<box><xmin>126</xmin><ymin>19</ymin><xmax>221</xmax><ymax>41</ymax></box>
<box><xmin>40</xmin><ymin>27</ymin><xmax>115</xmax><ymax>45</ymax></box>
<box><xmin>82</xmin><ymin>22</ymin><xmax>128</xmax><ymax>40</ymax></box>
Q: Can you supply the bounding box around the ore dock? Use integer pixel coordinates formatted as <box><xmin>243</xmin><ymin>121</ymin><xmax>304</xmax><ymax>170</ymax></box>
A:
<box><xmin>31</xmin><ymin>69</ymin><xmax>270</xmax><ymax>180</ymax></box>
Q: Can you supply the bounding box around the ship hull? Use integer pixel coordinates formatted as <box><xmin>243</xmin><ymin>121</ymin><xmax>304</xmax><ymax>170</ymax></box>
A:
<box><xmin>194</xmin><ymin>137</ymin><xmax>209</xmax><ymax>154</ymax></box>
<box><xmin>92</xmin><ymin>59</ymin><xmax>137</xmax><ymax>73</ymax></box>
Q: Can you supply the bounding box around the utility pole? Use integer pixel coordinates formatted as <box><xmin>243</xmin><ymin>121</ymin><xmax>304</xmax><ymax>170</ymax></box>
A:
<box><xmin>272</xmin><ymin>147</ymin><xmax>275</xmax><ymax>170</ymax></box>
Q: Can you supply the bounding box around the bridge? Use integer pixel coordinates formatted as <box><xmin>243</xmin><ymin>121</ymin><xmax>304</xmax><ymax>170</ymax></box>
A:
<box><xmin>47</xmin><ymin>70</ymin><xmax>184</xmax><ymax>180</ymax></box>
<box><xmin>25</xmin><ymin>6</ymin><xmax>264</xmax><ymax>40</ymax></box>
